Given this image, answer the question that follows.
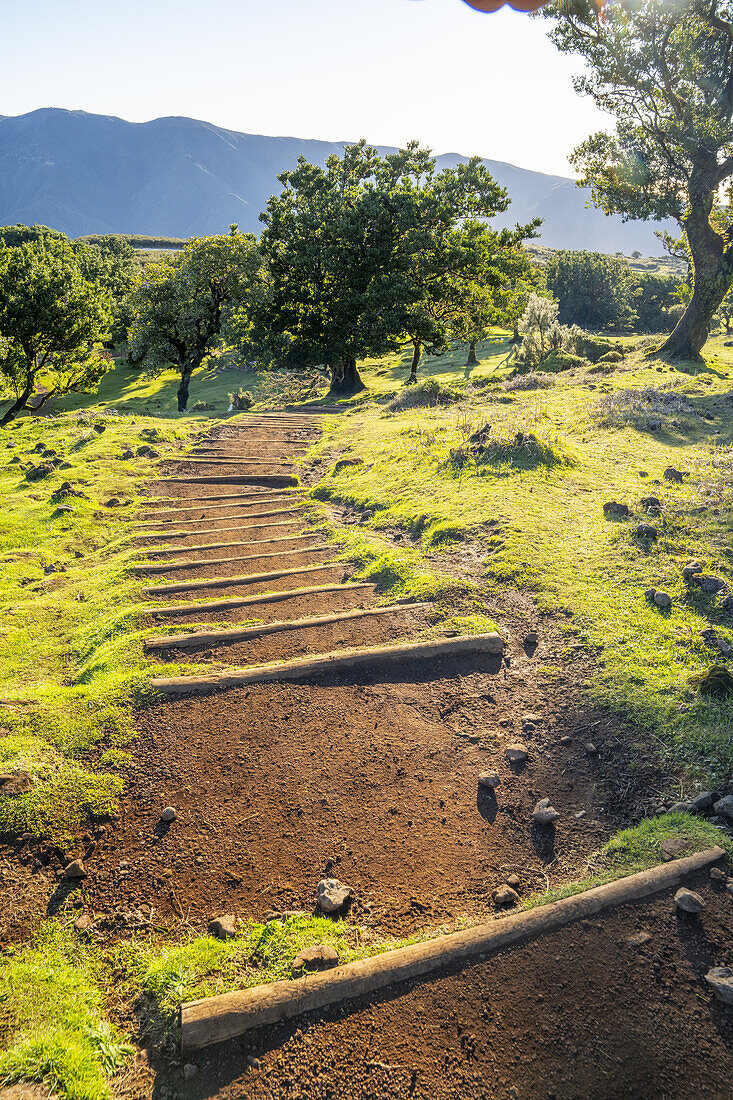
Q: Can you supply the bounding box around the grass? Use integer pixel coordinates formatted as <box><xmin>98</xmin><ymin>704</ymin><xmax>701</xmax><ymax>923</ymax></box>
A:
<box><xmin>307</xmin><ymin>330</ymin><xmax>733</xmax><ymax>786</ymax></box>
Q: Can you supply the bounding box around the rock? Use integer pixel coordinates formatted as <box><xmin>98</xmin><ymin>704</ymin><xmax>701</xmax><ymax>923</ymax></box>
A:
<box><xmin>653</xmin><ymin>591</ymin><xmax>672</xmax><ymax>608</ymax></box>
<box><xmin>682</xmin><ymin>560</ymin><xmax>703</xmax><ymax>582</ymax></box>
<box><xmin>668</xmin><ymin>801</ymin><xmax>692</xmax><ymax>814</ymax></box>
<box><xmin>532</xmin><ymin>797</ymin><xmax>560</xmax><ymax>825</ymax></box>
<box><xmin>626</xmin><ymin>931</ymin><xmax>652</xmax><ymax>947</ymax></box>
<box><xmin>647</xmin><ymin>418</ymin><xmax>662</xmax><ymax>431</ymax></box>
<box><xmin>524</xmin><ymin>631</ymin><xmax>538</xmax><ymax>646</ymax></box>
<box><xmin>493</xmin><ymin>885</ymin><xmax>519</xmax><ymax>908</ymax></box>
<box><xmin>104</xmin><ymin>497</ymin><xmax>121</xmax><ymax>508</ymax></box>
<box><xmin>0</xmin><ymin>771</ymin><xmax>33</xmax><ymax>797</ymax></box>
<box><xmin>64</xmin><ymin>859</ymin><xmax>87</xmax><ymax>880</ymax></box>
<box><xmin>693</xmin><ymin>574</ymin><xmax>728</xmax><ymax>595</ymax></box>
<box><xmin>706</xmin><ymin>967</ymin><xmax>733</xmax><ymax>1004</ymax></box>
<box><xmin>644</xmin><ymin>587</ymin><xmax>657</xmax><ymax>600</ymax></box>
<box><xmin>674</xmin><ymin>887</ymin><xmax>705</xmax><ymax>914</ymax></box>
<box><xmin>183</xmin><ymin>1064</ymin><xmax>199</xmax><ymax>1080</ymax></box>
<box><xmin>713</xmin><ymin>795</ymin><xmax>733</xmax><ymax>820</ymax></box>
<box><xmin>640</xmin><ymin>496</ymin><xmax>661</xmax><ymax>515</ymax></box>
<box><xmin>478</xmin><ymin>772</ymin><xmax>500</xmax><ymax>789</ymax></box>
<box><xmin>316</xmin><ymin>878</ymin><xmax>352</xmax><ymax>913</ymax></box>
<box><xmin>522</xmin><ymin>713</ymin><xmax>542</xmax><ymax>726</ymax></box>
<box><xmin>585</xmin><ymin>742</ymin><xmax>598</xmax><ymax>755</ymax></box>
<box><xmin>603</xmin><ymin>501</ymin><xmax>629</xmax><ymax>518</ymax></box>
<box><xmin>505</xmin><ymin>743</ymin><xmax>528</xmax><ymax>763</ymax></box>
<box><xmin>208</xmin><ymin>914</ymin><xmax>236</xmax><ymax>939</ymax></box>
<box><xmin>161</xmin><ymin>806</ymin><xmax>176</xmax><ymax>823</ymax></box>
<box><xmin>690</xmin><ymin>792</ymin><xmax>714</xmax><ymax>813</ymax></box>
<box><xmin>74</xmin><ymin>913</ymin><xmax>93</xmax><ymax>931</ymax></box>
<box><xmin>664</xmin><ymin>466</ymin><xmax>685</xmax><ymax>483</ymax></box>
<box><xmin>559</xmin><ymin>735</ymin><xmax>572</xmax><ymax>746</ymax></box>
<box><xmin>291</xmin><ymin>944</ymin><xmax>340</xmax><ymax>973</ymax></box>
<box><xmin>507</xmin><ymin>873</ymin><xmax>521</xmax><ymax>889</ymax></box>
<box><xmin>660</xmin><ymin>837</ymin><xmax>687</xmax><ymax>861</ymax></box>
<box><xmin>710</xmin><ymin>867</ymin><xmax>727</xmax><ymax>884</ymax></box>
<box><xmin>719</xmin><ymin>595</ymin><xmax>733</xmax><ymax>616</ymax></box>
<box><xmin>635</xmin><ymin>523</ymin><xmax>658</xmax><ymax>540</ymax></box>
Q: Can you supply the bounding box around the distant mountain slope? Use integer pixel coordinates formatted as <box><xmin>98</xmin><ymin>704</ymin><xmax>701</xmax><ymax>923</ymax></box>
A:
<box><xmin>0</xmin><ymin>108</ymin><xmax>671</xmax><ymax>253</ymax></box>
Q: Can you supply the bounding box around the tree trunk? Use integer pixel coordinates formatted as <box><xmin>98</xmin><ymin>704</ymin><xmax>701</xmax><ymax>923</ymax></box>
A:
<box><xmin>465</xmin><ymin>341</ymin><xmax>478</xmax><ymax>367</ymax></box>
<box><xmin>659</xmin><ymin>176</ymin><xmax>733</xmax><ymax>360</ymax></box>
<box><xmin>0</xmin><ymin>380</ymin><xmax>34</xmax><ymax>427</ymax></box>
<box><xmin>329</xmin><ymin>357</ymin><xmax>365</xmax><ymax>396</ymax></box>
<box><xmin>511</xmin><ymin>320</ymin><xmax>520</xmax><ymax>344</ymax></box>
<box><xmin>407</xmin><ymin>340</ymin><xmax>422</xmax><ymax>384</ymax></box>
<box><xmin>177</xmin><ymin>364</ymin><xmax>194</xmax><ymax>412</ymax></box>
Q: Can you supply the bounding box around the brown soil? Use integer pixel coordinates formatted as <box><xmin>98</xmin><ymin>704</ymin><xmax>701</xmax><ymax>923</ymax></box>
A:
<box><xmin>176</xmin><ymin>871</ymin><xmax>733</xmax><ymax>1100</ymax></box>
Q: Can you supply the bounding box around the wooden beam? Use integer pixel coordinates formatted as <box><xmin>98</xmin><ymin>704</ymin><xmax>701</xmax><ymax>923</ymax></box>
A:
<box><xmin>146</xmin><ymin>582</ymin><xmax>376</xmax><ymax>617</ymax></box>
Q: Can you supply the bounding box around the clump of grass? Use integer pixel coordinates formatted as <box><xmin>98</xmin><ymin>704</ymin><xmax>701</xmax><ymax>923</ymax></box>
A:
<box><xmin>594</xmin><ymin>385</ymin><xmax>700</xmax><ymax>429</ymax></box>
<box><xmin>0</xmin><ymin>763</ymin><xmax>122</xmax><ymax>847</ymax></box>
<box><xmin>422</xmin><ymin>520</ymin><xmax>467</xmax><ymax>550</ymax></box>
<box><xmin>388</xmin><ymin>378</ymin><xmax>463</xmax><ymax>412</ymax></box>
<box><xmin>501</xmin><ymin>373</ymin><xmax>555</xmax><ymax>392</ymax></box>
<box><xmin>599</xmin><ymin>813</ymin><xmax>731</xmax><ymax>871</ymax></box>
<box><xmin>446</xmin><ymin>430</ymin><xmax>571</xmax><ymax>475</ymax></box>
<box><xmin>0</xmin><ymin>923</ymin><xmax>133</xmax><ymax>1100</ymax></box>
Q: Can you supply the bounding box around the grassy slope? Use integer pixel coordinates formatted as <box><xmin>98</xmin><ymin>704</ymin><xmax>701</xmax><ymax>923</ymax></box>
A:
<box><xmin>314</xmin><ymin>332</ymin><xmax>733</xmax><ymax>786</ymax></box>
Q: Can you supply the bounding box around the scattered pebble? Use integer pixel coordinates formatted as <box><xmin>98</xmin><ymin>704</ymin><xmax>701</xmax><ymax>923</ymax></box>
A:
<box><xmin>291</xmin><ymin>944</ymin><xmax>340</xmax><ymax>973</ymax></box>
<box><xmin>493</xmin><ymin>885</ymin><xmax>519</xmax><ymax>908</ymax></box>
<box><xmin>667</xmin><ymin>801</ymin><xmax>692</xmax><ymax>814</ymax></box>
<box><xmin>559</xmin><ymin>735</ymin><xmax>572</xmax><ymax>746</ymax></box>
<box><xmin>660</xmin><ymin>837</ymin><xmax>687</xmax><ymax>861</ymax></box>
<box><xmin>710</xmin><ymin>867</ymin><xmax>727</xmax><ymax>884</ymax></box>
<box><xmin>635</xmin><ymin>523</ymin><xmax>658</xmax><ymax>540</ymax></box>
<box><xmin>64</xmin><ymin>859</ymin><xmax>87</xmax><ymax>880</ymax></box>
<box><xmin>208</xmin><ymin>914</ymin><xmax>236</xmax><ymax>939</ymax></box>
<box><xmin>507</xmin><ymin>873</ymin><xmax>521</xmax><ymax>889</ymax></box>
<box><xmin>161</xmin><ymin>806</ymin><xmax>177</xmax><ymax>823</ymax></box>
<box><xmin>690</xmin><ymin>792</ymin><xmax>714</xmax><ymax>813</ymax></box>
<box><xmin>505</xmin><ymin>743</ymin><xmax>528</xmax><ymax>763</ymax></box>
<box><xmin>478</xmin><ymin>772</ymin><xmax>500</xmax><ymax>789</ymax></box>
<box><xmin>626</xmin><ymin>931</ymin><xmax>652</xmax><ymax>948</ymax></box>
<box><xmin>713</xmin><ymin>795</ymin><xmax>733</xmax><ymax>820</ymax></box>
<box><xmin>674</xmin><ymin>887</ymin><xmax>705</xmax><ymax>914</ymax></box>
<box><xmin>585</xmin><ymin>742</ymin><xmax>598</xmax><ymax>755</ymax></box>
<box><xmin>317</xmin><ymin>878</ymin><xmax>352</xmax><ymax>913</ymax></box>
<box><xmin>653</xmin><ymin>591</ymin><xmax>672</xmax><ymax>609</ymax></box>
<box><xmin>706</xmin><ymin>967</ymin><xmax>733</xmax><ymax>1004</ymax></box>
<box><xmin>532</xmin><ymin>797</ymin><xmax>560</xmax><ymax>825</ymax></box>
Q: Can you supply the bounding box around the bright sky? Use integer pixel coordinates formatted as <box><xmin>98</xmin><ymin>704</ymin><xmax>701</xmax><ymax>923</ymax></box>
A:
<box><xmin>1</xmin><ymin>0</ymin><xmax>610</xmax><ymax>177</ymax></box>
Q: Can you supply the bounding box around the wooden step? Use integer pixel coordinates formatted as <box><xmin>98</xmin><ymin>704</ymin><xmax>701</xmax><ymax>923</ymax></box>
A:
<box><xmin>139</xmin><ymin>532</ymin><xmax>313</xmax><ymax>557</ymax></box>
<box><xmin>151</xmin><ymin>633</ymin><xmax>505</xmax><ymax>694</ymax></box>
<box><xmin>144</xmin><ymin>602</ymin><xmax>428</xmax><ymax>651</ymax></box>
<box><xmin>146</xmin><ymin>582</ymin><xmax>376</xmax><ymax>617</ymax></box>
<box><xmin>144</xmin><ymin>562</ymin><xmax>346</xmax><ymax>596</ymax></box>
<box><xmin>133</xmin><ymin>520</ymin><xmax>302</xmax><ymax>541</ymax></box>
<box><xmin>157</xmin><ymin>474</ymin><xmax>299</xmax><ymax>487</ymax></box>
<box><xmin>171</xmin><ymin>458</ymin><xmax>296</xmax><ymax>467</ymax></box>
<box><xmin>134</xmin><ymin>507</ymin><xmax>303</xmax><ymax>531</ymax></box>
<box><xmin>132</xmin><ymin>544</ymin><xmax>333</xmax><ymax>575</ymax></box>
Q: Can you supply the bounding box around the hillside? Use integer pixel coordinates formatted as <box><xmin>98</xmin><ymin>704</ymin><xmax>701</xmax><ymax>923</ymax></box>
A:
<box><xmin>0</xmin><ymin>107</ymin><xmax>673</xmax><ymax>253</ymax></box>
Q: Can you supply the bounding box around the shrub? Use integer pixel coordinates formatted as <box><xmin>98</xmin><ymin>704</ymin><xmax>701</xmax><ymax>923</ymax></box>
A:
<box><xmin>537</xmin><ymin>349</ymin><xmax>587</xmax><ymax>373</ymax></box>
<box><xmin>228</xmin><ymin>389</ymin><xmax>254</xmax><ymax>410</ymax></box>
<box><xmin>388</xmin><ymin>378</ymin><xmax>462</xmax><ymax>411</ymax></box>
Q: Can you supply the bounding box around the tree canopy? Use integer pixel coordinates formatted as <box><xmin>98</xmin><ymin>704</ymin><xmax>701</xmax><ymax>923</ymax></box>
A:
<box><xmin>127</xmin><ymin>230</ymin><xmax>263</xmax><ymax>411</ymax></box>
<box><xmin>0</xmin><ymin>237</ymin><xmax>112</xmax><ymax>425</ymax></box>
<box><xmin>547</xmin><ymin>0</ymin><xmax>733</xmax><ymax>358</ymax></box>
<box><xmin>253</xmin><ymin>140</ymin><xmax>524</xmax><ymax>394</ymax></box>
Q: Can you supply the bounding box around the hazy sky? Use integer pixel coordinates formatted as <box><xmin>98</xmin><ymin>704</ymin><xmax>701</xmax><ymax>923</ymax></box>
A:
<box><xmin>1</xmin><ymin>0</ymin><xmax>611</xmax><ymax>177</ymax></box>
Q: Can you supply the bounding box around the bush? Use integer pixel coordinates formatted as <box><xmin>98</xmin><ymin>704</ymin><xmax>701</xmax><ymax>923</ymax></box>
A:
<box><xmin>228</xmin><ymin>389</ymin><xmax>254</xmax><ymax>410</ymax></box>
<box><xmin>388</xmin><ymin>378</ymin><xmax>463</xmax><ymax>411</ymax></box>
<box><xmin>598</xmin><ymin>350</ymin><xmax>624</xmax><ymax>364</ymax></box>
<box><xmin>537</xmin><ymin>349</ymin><xmax>587</xmax><ymax>373</ymax></box>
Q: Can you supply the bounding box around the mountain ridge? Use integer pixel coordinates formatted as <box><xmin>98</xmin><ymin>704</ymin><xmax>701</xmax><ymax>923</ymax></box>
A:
<box><xmin>0</xmin><ymin>107</ymin><xmax>670</xmax><ymax>253</ymax></box>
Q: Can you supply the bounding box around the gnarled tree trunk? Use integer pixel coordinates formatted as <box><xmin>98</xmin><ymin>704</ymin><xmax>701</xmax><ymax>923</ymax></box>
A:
<box><xmin>329</xmin><ymin>357</ymin><xmax>365</xmax><ymax>396</ymax></box>
<box><xmin>407</xmin><ymin>340</ymin><xmax>422</xmax><ymax>384</ymax></box>
<box><xmin>465</xmin><ymin>340</ymin><xmax>478</xmax><ymax>367</ymax></box>
<box><xmin>659</xmin><ymin>173</ymin><xmax>733</xmax><ymax>360</ymax></box>
<box><xmin>0</xmin><ymin>380</ymin><xmax>34</xmax><ymax>426</ymax></box>
<box><xmin>177</xmin><ymin>364</ymin><xmax>194</xmax><ymax>412</ymax></box>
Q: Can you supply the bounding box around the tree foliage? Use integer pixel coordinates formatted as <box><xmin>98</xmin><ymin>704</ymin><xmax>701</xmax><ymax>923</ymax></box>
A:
<box><xmin>127</xmin><ymin>230</ymin><xmax>263</xmax><ymax>411</ymax></box>
<box><xmin>547</xmin><ymin>0</ymin><xmax>733</xmax><ymax>358</ymax></box>
<box><xmin>545</xmin><ymin>250</ymin><xmax>636</xmax><ymax>330</ymax></box>
<box><xmin>0</xmin><ymin>237</ymin><xmax>112</xmax><ymax>425</ymax></box>
<box><xmin>252</xmin><ymin>141</ymin><xmax>522</xmax><ymax>394</ymax></box>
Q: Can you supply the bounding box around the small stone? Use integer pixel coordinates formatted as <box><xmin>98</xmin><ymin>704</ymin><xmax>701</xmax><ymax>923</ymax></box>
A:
<box><xmin>653</xmin><ymin>591</ymin><xmax>672</xmax><ymax>609</ymax></box>
<box><xmin>713</xmin><ymin>795</ymin><xmax>733</xmax><ymax>820</ymax></box>
<box><xmin>74</xmin><ymin>913</ymin><xmax>93</xmax><ymax>931</ymax></box>
<box><xmin>603</xmin><ymin>501</ymin><xmax>629</xmax><ymax>518</ymax></box>
<box><xmin>524</xmin><ymin>631</ymin><xmax>538</xmax><ymax>646</ymax></box>
<box><xmin>161</xmin><ymin>806</ymin><xmax>176</xmax><ymax>823</ymax></box>
<box><xmin>247</xmin><ymin>1055</ymin><xmax>261</xmax><ymax>1070</ymax></box>
<box><xmin>710</xmin><ymin>867</ymin><xmax>727</xmax><ymax>884</ymax></box>
<box><xmin>644</xmin><ymin>587</ymin><xmax>657</xmax><ymax>600</ymax></box>
<box><xmin>682</xmin><ymin>561</ymin><xmax>703</xmax><ymax>582</ymax></box>
<box><xmin>647</xmin><ymin>418</ymin><xmax>662</xmax><ymax>430</ymax></box>
<box><xmin>668</xmin><ymin>801</ymin><xmax>692</xmax><ymax>814</ymax></box>
<box><xmin>208</xmin><ymin>914</ymin><xmax>236</xmax><ymax>939</ymax></box>
<box><xmin>507</xmin><ymin>874</ymin><xmax>521</xmax><ymax>889</ymax></box>
<box><xmin>64</xmin><ymin>859</ymin><xmax>87</xmax><ymax>880</ymax></box>
<box><xmin>575</xmin><ymin>809</ymin><xmax>587</xmax><ymax>819</ymax></box>
<box><xmin>183</xmin><ymin>1064</ymin><xmax>198</xmax><ymax>1080</ymax></box>
<box><xmin>291</xmin><ymin>944</ymin><xmax>340</xmax><ymax>973</ymax></box>
<box><xmin>493</xmin><ymin>885</ymin><xmax>519</xmax><ymax>908</ymax></box>
<box><xmin>660</xmin><ymin>837</ymin><xmax>687</xmax><ymax>861</ymax></box>
<box><xmin>522</xmin><ymin>713</ymin><xmax>542</xmax><ymax>726</ymax></box>
<box><xmin>706</xmin><ymin>967</ymin><xmax>733</xmax><ymax>1004</ymax></box>
<box><xmin>694</xmin><ymin>574</ymin><xmax>728</xmax><ymax>595</ymax></box>
<box><xmin>674</xmin><ymin>887</ymin><xmax>705</xmax><ymax>914</ymax></box>
<box><xmin>316</xmin><ymin>878</ymin><xmax>351</xmax><ymax>913</ymax></box>
<box><xmin>585</xmin><ymin>742</ymin><xmax>598</xmax><ymax>755</ymax></box>
<box><xmin>626</xmin><ymin>931</ymin><xmax>652</xmax><ymax>947</ymax></box>
<box><xmin>104</xmin><ymin>497</ymin><xmax>121</xmax><ymax>508</ymax></box>
<box><xmin>559</xmin><ymin>735</ymin><xmax>572</xmax><ymax>746</ymax></box>
<box><xmin>664</xmin><ymin>466</ymin><xmax>685</xmax><ymax>483</ymax></box>
<box><xmin>690</xmin><ymin>792</ymin><xmax>714</xmax><ymax>813</ymax></box>
<box><xmin>532</xmin><ymin>797</ymin><xmax>560</xmax><ymax>825</ymax></box>
<box><xmin>478</xmin><ymin>772</ymin><xmax>500</xmax><ymax>789</ymax></box>
<box><xmin>0</xmin><ymin>771</ymin><xmax>34</xmax><ymax>797</ymax></box>
<box><xmin>505</xmin><ymin>743</ymin><xmax>528</xmax><ymax>763</ymax></box>
<box><xmin>640</xmin><ymin>496</ymin><xmax>661</xmax><ymax>515</ymax></box>
<box><xmin>635</xmin><ymin>523</ymin><xmax>658</xmax><ymax>540</ymax></box>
